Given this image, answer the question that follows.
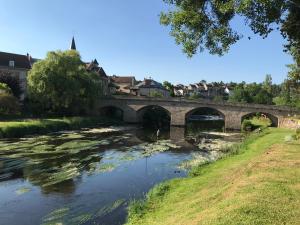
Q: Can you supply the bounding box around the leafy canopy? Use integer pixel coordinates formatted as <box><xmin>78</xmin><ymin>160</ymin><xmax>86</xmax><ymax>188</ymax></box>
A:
<box><xmin>229</xmin><ymin>76</ymin><xmax>274</xmax><ymax>105</ymax></box>
<box><xmin>160</xmin><ymin>0</ymin><xmax>300</xmax><ymax>57</ymax></box>
<box><xmin>27</xmin><ymin>50</ymin><xmax>103</xmax><ymax>114</ymax></box>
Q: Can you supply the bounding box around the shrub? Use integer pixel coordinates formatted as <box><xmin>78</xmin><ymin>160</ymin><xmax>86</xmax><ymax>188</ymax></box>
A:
<box><xmin>242</xmin><ymin>120</ymin><xmax>254</xmax><ymax>132</ymax></box>
<box><xmin>149</xmin><ymin>91</ymin><xmax>164</xmax><ymax>98</ymax></box>
<box><xmin>296</xmin><ymin>128</ymin><xmax>300</xmax><ymax>140</ymax></box>
<box><xmin>213</xmin><ymin>95</ymin><xmax>224</xmax><ymax>102</ymax></box>
<box><xmin>188</xmin><ymin>93</ymin><xmax>201</xmax><ymax>100</ymax></box>
<box><xmin>0</xmin><ymin>93</ymin><xmax>20</xmax><ymax>115</ymax></box>
<box><xmin>127</xmin><ymin>199</ymin><xmax>147</xmax><ymax>220</ymax></box>
<box><xmin>0</xmin><ymin>82</ymin><xmax>12</xmax><ymax>94</ymax></box>
<box><xmin>0</xmin><ymin>71</ymin><xmax>22</xmax><ymax>98</ymax></box>
<box><xmin>284</xmin><ymin>135</ymin><xmax>294</xmax><ymax>142</ymax></box>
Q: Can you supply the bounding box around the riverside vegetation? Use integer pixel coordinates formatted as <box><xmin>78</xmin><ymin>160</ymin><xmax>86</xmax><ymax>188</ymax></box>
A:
<box><xmin>127</xmin><ymin>128</ymin><xmax>300</xmax><ymax>225</ymax></box>
<box><xmin>0</xmin><ymin>117</ymin><xmax>121</xmax><ymax>138</ymax></box>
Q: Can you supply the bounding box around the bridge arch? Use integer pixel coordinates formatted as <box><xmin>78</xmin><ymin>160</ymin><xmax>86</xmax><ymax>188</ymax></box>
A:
<box><xmin>185</xmin><ymin>107</ymin><xmax>225</xmax><ymax>131</ymax></box>
<box><xmin>241</xmin><ymin>112</ymin><xmax>279</xmax><ymax>128</ymax></box>
<box><xmin>137</xmin><ymin>105</ymin><xmax>171</xmax><ymax>129</ymax></box>
<box><xmin>99</xmin><ymin>106</ymin><xmax>124</xmax><ymax>121</ymax></box>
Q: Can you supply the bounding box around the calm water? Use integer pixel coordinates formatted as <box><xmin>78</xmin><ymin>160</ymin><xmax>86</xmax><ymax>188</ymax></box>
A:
<box><xmin>0</xmin><ymin>126</ymin><xmax>234</xmax><ymax>225</ymax></box>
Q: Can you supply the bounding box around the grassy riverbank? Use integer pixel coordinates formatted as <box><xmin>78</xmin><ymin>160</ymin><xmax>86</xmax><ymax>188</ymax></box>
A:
<box><xmin>0</xmin><ymin>117</ymin><xmax>119</xmax><ymax>138</ymax></box>
<box><xmin>127</xmin><ymin>128</ymin><xmax>300</xmax><ymax>225</ymax></box>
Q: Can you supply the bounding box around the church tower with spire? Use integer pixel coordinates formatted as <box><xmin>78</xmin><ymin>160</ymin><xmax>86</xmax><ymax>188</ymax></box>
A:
<box><xmin>70</xmin><ymin>36</ymin><xmax>76</xmax><ymax>50</ymax></box>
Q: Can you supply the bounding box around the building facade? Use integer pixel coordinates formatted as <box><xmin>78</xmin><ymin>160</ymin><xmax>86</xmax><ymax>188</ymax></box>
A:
<box><xmin>132</xmin><ymin>78</ymin><xmax>170</xmax><ymax>97</ymax></box>
<box><xmin>0</xmin><ymin>51</ymin><xmax>36</xmax><ymax>100</ymax></box>
<box><xmin>110</xmin><ymin>75</ymin><xmax>136</xmax><ymax>94</ymax></box>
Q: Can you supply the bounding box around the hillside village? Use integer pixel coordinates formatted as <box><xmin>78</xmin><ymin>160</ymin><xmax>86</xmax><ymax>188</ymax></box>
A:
<box><xmin>0</xmin><ymin>37</ymin><xmax>231</xmax><ymax>101</ymax></box>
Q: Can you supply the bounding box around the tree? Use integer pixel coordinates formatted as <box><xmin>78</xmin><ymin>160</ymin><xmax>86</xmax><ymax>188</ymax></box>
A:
<box><xmin>274</xmin><ymin>48</ymin><xmax>300</xmax><ymax>108</ymax></box>
<box><xmin>27</xmin><ymin>50</ymin><xmax>103</xmax><ymax>115</ymax></box>
<box><xmin>228</xmin><ymin>86</ymin><xmax>251</xmax><ymax>103</ymax></box>
<box><xmin>149</xmin><ymin>91</ymin><xmax>164</xmax><ymax>98</ymax></box>
<box><xmin>160</xmin><ymin>0</ymin><xmax>300</xmax><ymax>57</ymax></box>
<box><xmin>229</xmin><ymin>81</ymin><xmax>274</xmax><ymax>104</ymax></box>
<box><xmin>0</xmin><ymin>71</ymin><xmax>22</xmax><ymax>98</ymax></box>
<box><xmin>163</xmin><ymin>81</ymin><xmax>175</xmax><ymax>97</ymax></box>
<box><xmin>253</xmin><ymin>89</ymin><xmax>273</xmax><ymax>104</ymax></box>
<box><xmin>263</xmin><ymin>74</ymin><xmax>273</xmax><ymax>94</ymax></box>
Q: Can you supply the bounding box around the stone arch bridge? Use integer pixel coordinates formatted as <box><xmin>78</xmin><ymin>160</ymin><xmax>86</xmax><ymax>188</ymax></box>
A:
<box><xmin>94</xmin><ymin>96</ymin><xmax>299</xmax><ymax>130</ymax></box>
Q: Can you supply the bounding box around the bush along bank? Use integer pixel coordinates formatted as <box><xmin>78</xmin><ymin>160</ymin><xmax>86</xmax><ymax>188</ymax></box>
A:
<box><xmin>126</xmin><ymin>128</ymin><xmax>300</xmax><ymax>225</ymax></box>
<box><xmin>0</xmin><ymin>117</ymin><xmax>122</xmax><ymax>138</ymax></box>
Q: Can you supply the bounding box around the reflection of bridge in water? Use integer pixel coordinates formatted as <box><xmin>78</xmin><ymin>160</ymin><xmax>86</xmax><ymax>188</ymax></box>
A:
<box><xmin>95</xmin><ymin>96</ymin><xmax>299</xmax><ymax>130</ymax></box>
<box><xmin>188</xmin><ymin>115</ymin><xmax>224</xmax><ymax>121</ymax></box>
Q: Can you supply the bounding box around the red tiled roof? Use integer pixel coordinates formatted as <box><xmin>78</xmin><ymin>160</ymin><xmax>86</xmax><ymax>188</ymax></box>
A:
<box><xmin>0</xmin><ymin>52</ymin><xmax>32</xmax><ymax>69</ymax></box>
<box><xmin>110</xmin><ymin>76</ymin><xmax>135</xmax><ymax>84</ymax></box>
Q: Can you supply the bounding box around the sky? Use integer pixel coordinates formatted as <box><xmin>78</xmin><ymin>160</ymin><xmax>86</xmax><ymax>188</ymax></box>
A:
<box><xmin>0</xmin><ymin>0</ymin><xmax>294</xmax><ymax>84</ymax></box>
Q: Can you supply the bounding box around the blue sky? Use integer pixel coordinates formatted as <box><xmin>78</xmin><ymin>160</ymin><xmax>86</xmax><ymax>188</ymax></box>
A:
<box><xmin>0</xmin><ymin>0</ymin><xmax>293</xmax><ymax>84</ymax></box>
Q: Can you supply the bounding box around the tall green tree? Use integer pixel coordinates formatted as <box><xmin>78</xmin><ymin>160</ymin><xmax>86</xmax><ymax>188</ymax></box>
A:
<box><xmin>27</xmin><ymin>50</ymin><xmax>103</xmax><ymax>115</ymax></box>
<box><xmin>285</xmin><ymin>47</ymin><xmax>300</xmax><ymax>108</ymax></box>
<box><xmin>163</xmin><ymin>81</ymin><xmax>175</xmax><ymax>97</ymax></box>
<box><xmin>160</xmin><ymin>0</ymin><xmax>300</xmax><ymax>57</ymax></box>
<box><xmin>263</xmin><ymin>74</ymin><xmax>273</xmax><ymax>94</ymax></box>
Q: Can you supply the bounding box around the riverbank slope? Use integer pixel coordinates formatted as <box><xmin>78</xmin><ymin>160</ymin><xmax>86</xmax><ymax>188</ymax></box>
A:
<box><xmin>127</xmin><ymin>128</ymin><xmax>300</xmax><ymax>225</ymax></box>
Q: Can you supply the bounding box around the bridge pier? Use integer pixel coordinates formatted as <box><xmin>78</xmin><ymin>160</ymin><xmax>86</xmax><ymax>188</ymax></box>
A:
<box><xmin>170</xmin><ymin>113</ymin><xmax>185</xmax><ymax>126</ymax></box>
<box><xmin>170</xmin><ymin>126</ymin><xmax>185</xmax><ymax>141</ymax></box>
<box><xmin>123</xmin><ymin>108</ymin><xmax>138</xmax><ymax>123</ymax></box>
<box><xmin>224</xmin><ymin>112</ymin><xmax>243</xmax><ymax>130</ymax></box>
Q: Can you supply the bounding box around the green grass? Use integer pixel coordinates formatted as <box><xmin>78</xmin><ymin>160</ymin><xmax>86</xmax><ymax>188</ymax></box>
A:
<box><xmin>0</xmin><ymin>117</ymin><xmax>120</xmax><ymax>138</ymax></box>
<box><xmin>127</xmin><ymin>128</ymin><xmax>300</xmax><ymax>225</ymax></box>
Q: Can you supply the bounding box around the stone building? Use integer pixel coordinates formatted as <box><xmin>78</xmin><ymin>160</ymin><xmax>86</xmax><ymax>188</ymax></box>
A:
<box><xmin>71</xmin><ymin>37</ymin><xmax>110</xmax><ymax>96</ymax></box>
<box><xmin>0</xmin><ymin>51</ymin><xmax>36</xmax><ymax>100</ymax></box>
<box><xmin>131</xmin><ymin>78</ymin><xmax>170</xmax><ymax>97</ymax></box>
<box><xmin>86</xmin><ymin>59</ymin><xmax>110</xmax><ymax>96</ymax></box>
<box><xmin>110</xmin><ymin>75</ymin><xmax>136</xmax><ymax>94</ymax></box>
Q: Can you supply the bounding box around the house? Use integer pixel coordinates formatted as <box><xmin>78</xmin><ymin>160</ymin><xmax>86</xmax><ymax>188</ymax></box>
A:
<box><xmin>71</xmin><ymin>37</ymin><xmax>111</xmax><ymax>96</ymax></box>
<box><xmin>0</xmin><ymin>51</ymin><xmax>36</xmax><ymax>100</ymax></box>
<box><xmin>86</xmin><ymin>59</ymin><xmax>110</xmax><ymax>96</ymax></box>
<box><xmin>173</xmin><ymin>84</ymin><xmax>187</xmax><ymax>97</ymax></box>
<box><xmin>110</xmin><ymin>75</ymin><xmax>136</xmax><ymax>94</ymax></box>
<box><xmin>131</xmin><ymin>78</ymin><xmax>170</xmax><ymax>97</ymax></box>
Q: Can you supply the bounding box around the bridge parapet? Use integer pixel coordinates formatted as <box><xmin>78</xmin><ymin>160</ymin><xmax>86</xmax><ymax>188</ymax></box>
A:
<box><xmin>102</xmin><ymin>96</ymin><xmax>298</xmax><ymax>113</ymax></box>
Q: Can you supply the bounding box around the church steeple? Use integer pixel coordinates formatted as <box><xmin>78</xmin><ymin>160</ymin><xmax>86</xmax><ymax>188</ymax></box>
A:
<box><xmin>70</xmin><ymin>36</ymin><xmax>76</xmax><ymax>50</ymax></box>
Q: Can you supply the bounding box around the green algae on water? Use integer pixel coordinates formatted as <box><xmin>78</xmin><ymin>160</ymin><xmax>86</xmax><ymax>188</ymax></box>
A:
<box><xmin>15</xmin><ymin>187</ymin><xmax>31</xmax><ymax>195</ymax></box>
<box><xmin>42</xmin><ymin>207</ymin><xmax>70</xmax><ymax>225</ymax></box>
<box><xmin>96</xmin><ymin>199</ymin><xmax>126</xmax><ymax>218</ymax></box>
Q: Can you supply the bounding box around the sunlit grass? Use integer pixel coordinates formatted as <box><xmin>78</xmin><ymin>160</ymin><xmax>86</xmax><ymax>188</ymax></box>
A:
<box><xmin>127</xmin><ymin>128</ymin><xmax>300</xmax><ymax>225</ymax></box>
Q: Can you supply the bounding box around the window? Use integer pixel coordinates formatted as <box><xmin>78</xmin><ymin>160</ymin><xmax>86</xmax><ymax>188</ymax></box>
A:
<box><xmin>9</xmin><ymin>60</ymin><xmax>15</xmax><ymax>67</ymax></box>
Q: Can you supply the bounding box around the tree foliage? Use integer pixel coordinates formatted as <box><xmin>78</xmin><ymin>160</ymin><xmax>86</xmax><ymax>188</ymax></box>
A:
<box><xmin>273</xmin><ymin>47</ymin><xmax>300</xmax><ymax>108</ymax></box>
<box><xmin>27</xmin><ymin>50</ymin><xmax>103</xmax><ymax>115</ymax></box>
<box><xmin>0</xmin><ymin>93</ymin><xmax>20</xmax><ymax>115</ymax></box>
<box><xmin>160</xmin><ymin>0</ymin><xmax>300</xmax><ymax>57</ymax></box>
<box><xmin>229</xmin><ymin>76</ymin><xmax>274</xmax><ymax>104</ymax></box>
<box><xmin>163</xmin><ymin>81</ymin><xmax>175</xmax><ymax>96</ymax></box>
<box><xmin>149</xmin><ymin>91</ymin><xmax>164</xmax><ymax>98</ymax></box>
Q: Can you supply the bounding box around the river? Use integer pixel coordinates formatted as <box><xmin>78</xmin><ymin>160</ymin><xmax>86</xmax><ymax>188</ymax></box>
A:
<box><xmin>0</xmin><ymin>126</ymin><xmax>240</xmax><ymax>225</ymax></box>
